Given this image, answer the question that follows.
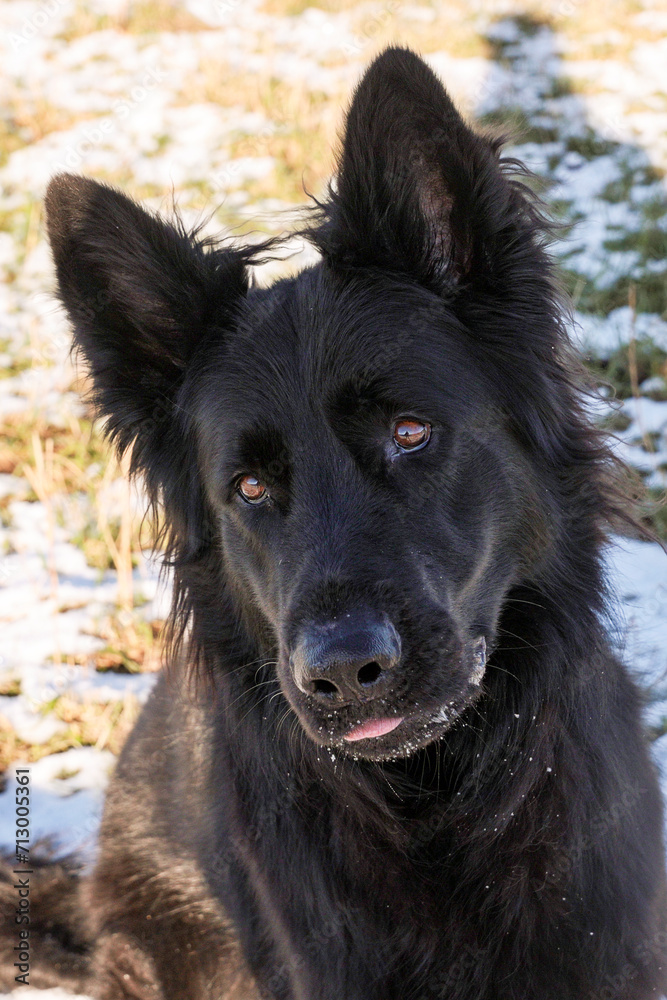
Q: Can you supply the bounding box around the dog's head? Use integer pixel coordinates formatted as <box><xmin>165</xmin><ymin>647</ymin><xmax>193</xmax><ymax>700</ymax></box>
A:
<box><xmin>45</xmin><ymin>49</ymin><xmax>604</xmax><ymax>761</ymax></box>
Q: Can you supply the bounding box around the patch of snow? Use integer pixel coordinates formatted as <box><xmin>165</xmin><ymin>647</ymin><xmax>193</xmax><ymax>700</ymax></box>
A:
<box><xmin>606</xmin><ymin>539</ymin><xmax>667</xmax><ymax>695</ymax></box>
<box><xmin>0</xmin><ymin>696</ymin><xmax>67</xmax><ymax>744</ymax></box>
<box><xmin>0</xmin><ymin>992</ymin><xmax>93</xmax><ymax>1000</ymax></box>
<box><xmin>570</xmin><ymin>308</ymin><xmax>667</xmax><ymax>357</ymax></box>
<box><xmin>0</xmin><ymin>751</ymin><xmax>114</xmax><ymax>861</ymax></box>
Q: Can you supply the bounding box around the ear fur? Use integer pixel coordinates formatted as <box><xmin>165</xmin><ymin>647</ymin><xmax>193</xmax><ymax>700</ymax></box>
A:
<box><xmin>306</xmin><ymin>47</ymin><xmax>548</xmax><ymax>293</ymax></box>
<box><xmin>45</xmin><ymin>173</ymin><xmax>252</xmax><ymax>471</ymax></box>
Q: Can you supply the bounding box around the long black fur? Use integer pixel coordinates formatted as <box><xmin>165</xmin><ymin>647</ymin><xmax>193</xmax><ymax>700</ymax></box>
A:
<box><xmin>9</xmin><ymin>47</ymin><xmax>666</xmax><ymax>999</ymax></box>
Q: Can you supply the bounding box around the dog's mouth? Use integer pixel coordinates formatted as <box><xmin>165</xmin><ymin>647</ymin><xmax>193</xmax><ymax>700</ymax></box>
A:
<box><xmin>297</xmin><ymin>637</ymin><xmax>488</xmax><ymax>761</ymax></box>
<box><xmin>334</xmin><ymin>690</ymin><xmax>476</xmax><ymax>760</ymax></box>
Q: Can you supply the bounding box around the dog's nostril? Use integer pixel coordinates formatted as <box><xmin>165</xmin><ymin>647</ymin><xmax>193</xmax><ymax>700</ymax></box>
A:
<box><xmin>312</xmin><ymin>678</ymin><xmax>338</xmax><ymax>696</ymax></box>
<box><xmin>357</xmin><ymin>661</ymin><xmax>383</xmax><ymax>687</ymax></box>
<box><xmin>293</xmin><ymin>613</ymin><xmax>401</xmax><ymax>703</ymax></box>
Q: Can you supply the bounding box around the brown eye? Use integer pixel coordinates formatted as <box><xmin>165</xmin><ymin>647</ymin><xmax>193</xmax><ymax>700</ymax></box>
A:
<box><xmin>237</xmin><ymin>474</ymin><xmax>268</xmax><ymax>504</ymax></box>
<box><xmin>393</xmin><ymin>418</ymin><xmax>431</xmax><ymax>452</ymax></box>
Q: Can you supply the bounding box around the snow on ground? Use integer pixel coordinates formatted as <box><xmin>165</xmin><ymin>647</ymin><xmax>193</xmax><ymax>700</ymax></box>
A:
<box><xmin>607</xmin><ymin>540</ymin><xmax>667</xmax><ymax>729</ymax></box>
<box><xmin>0</xmin><ymin>0</ymin><xmax>666</xmax><ymax>995</ymax></box>
<box><xmin>0</xmin><ymin>993</ymin><xmax>92</xmax><ymax>1000</ymax></box>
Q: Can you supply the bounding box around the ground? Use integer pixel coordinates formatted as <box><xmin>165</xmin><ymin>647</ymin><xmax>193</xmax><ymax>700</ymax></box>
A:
<box><xmin>0</xmin><ymin>1</ymin><xmax>666</xmax><ymax>996</ymax></box>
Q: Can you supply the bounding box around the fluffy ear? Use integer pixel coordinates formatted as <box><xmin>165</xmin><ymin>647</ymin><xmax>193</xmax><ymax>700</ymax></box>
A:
<box><xmin>45</xmin><ymin>173</ymin><xmax>250</xmax><ymax>472</ymax></box>
<box><xmin>308</xmin><ymin>47</ymin><xmax>541</xmax><ymax>292</ymax></box>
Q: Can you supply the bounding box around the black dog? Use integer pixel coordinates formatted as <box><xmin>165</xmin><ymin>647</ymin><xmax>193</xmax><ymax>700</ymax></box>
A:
<box><xmin>7</xmin><ymin>46</ymin><xmax>667</xmax><ymax>999</ymax></box>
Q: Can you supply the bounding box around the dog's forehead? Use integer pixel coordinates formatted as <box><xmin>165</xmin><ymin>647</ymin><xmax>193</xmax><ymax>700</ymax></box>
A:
<box><xmin>210</xmin><ymin>265</ymin><xmax>476</xmax><ymax>411</ymax></box>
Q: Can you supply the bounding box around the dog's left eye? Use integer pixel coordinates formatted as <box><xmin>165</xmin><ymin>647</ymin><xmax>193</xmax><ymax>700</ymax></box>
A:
<box><xmin>393</xmin><ymin>418</ymin><xmax>431</xmax><ymax>452</ymax></box>
<box><xmin>237</xmin><ymin>474</ymin><xmax>268</xmax><ymax>504</ymax></box>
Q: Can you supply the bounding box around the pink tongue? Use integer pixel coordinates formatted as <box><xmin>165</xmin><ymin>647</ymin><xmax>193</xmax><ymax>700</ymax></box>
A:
<box><xmin>344</xmin><ymin>717</ymin><xmax>404</xmax><ymax>742</ymax></box>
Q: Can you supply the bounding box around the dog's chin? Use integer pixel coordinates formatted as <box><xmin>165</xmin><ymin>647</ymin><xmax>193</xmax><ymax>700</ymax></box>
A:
<box><xmin>293</xmin><ymin>684</ymin><xmax>483</xmax><ymax>762</ymax></box>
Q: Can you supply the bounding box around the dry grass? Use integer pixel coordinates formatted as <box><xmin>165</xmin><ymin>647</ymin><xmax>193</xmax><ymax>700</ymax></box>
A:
<box><xmin>8</xmin><ymin>97</ymin><xmax>91</xmax><ymax>146</ymax></box>
<box><xmin>0</xmin><ymin>691</ymin><xmax>142</xmax><ymax>773</ymax></box>
<box><xmin>59</xmin><ymin>0</ymin><xmax>212</xmax><ymax>40</ymax></box>
<box><xmin>0</xmin><ymin>93</ymin><xmax>88</xmax><ymax>169</ymax></box>
<box><xmin>87</xmin><ymin>613</ymin><xmax>164</xmax><ymax>673</ymax></box>
<box><xmin>0</xmin><ymin>410</ymin><xmax>107</xmax><ymax>492</ymax></box>
<box><xmin>0</xmin><ymin>676</ymin><xmax>21</xmax><ymax>698</ymax></box>
<box><xmin>262</xmin><ymin>0</ymin><xmax>360</xmax><ymax>12</ymax></box>
<box><xmin>551</xmin><ymin>0</ymin><xmax>655</xmax><ymax>55</ymax></box>
<box><xmin>53</xmin><ymin>692</ymin><xmax>142</xmax><ymax>752</ymax></box>
<box><xmin>261</xmin><ymin>0</ymin><xmax>654</xmax><ymax>58</ymax></box>
<box><xmin>1</xmin><ymin>408</ymin><xmax>155</xmax><ymax>571</ymax></box>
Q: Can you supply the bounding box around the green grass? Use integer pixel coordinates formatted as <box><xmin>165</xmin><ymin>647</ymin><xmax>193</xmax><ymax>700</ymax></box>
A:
<box><xmin>584</xmin><ymin>338</ymin><xmax>667</xmax><ymax>400</ymax></box>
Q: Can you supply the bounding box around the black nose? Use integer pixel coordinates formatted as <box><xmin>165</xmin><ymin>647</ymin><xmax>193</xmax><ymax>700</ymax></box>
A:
<box><xmin>290</xmin><ymin>611</ymin><xmax>401</xmax><ymax>705</ymax></box>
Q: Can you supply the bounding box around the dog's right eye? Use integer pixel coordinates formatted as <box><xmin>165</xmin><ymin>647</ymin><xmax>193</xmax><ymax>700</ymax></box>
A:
<box><xmin>237</xmin><ymin>474</ymin><xmax>268</xmax><ymax>504</ymax></box>
<box><xmin>393</xmin><ymin>418</ymin><xmax>431</xmax><ymax>452</ymax></box>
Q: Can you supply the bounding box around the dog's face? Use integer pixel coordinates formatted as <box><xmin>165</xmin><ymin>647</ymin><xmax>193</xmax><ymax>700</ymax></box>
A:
<box><xmin>191</xmin><ymin>275</ymin><xmax>544</xmax><ymax>759</ymax></box>
<box><xmin>45</xmin><ymin>48</ymin><xmax>565</xmax><ymax>760</ymax></box>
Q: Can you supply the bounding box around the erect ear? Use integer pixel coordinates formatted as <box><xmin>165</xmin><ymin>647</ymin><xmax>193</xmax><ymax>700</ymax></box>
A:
<box><xmin>45</xmin><ymin>173</ymin><xmax>249</xmax><ymax>474</ymax></box>
<box><xmin>309</xmin><ymin>47</ymin><xmax>540</xmax><ymax>292</ymax></box>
